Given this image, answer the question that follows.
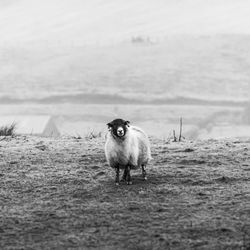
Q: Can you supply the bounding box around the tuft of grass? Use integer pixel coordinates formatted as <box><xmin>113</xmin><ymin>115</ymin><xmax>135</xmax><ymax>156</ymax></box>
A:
<box><xmin>72</xmin><ymin>134</ymin><xmax>82</xmax><ymax>140</ymax></box>
<box><xmin>0</xmin><ymin>123</ymin><xmax>16</xmax><ymax>136</ymax></box>
<box><xmin>85</xmin><ymin>130</ymin><xmax>102</xmax><ymax>140</ymax></box>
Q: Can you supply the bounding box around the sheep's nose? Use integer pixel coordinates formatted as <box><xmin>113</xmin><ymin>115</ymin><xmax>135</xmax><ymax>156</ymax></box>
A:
<box><xmin>117</xmin><ymin>127</ymin><xmax>124</xmax><ymax>136</ymax></box>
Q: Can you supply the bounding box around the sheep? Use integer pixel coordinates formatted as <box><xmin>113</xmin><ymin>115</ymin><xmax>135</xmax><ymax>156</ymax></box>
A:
<box><xmin>104</xmin><ymin>118</ymin><xmax>152</xmax><ymax>185</ymax></box>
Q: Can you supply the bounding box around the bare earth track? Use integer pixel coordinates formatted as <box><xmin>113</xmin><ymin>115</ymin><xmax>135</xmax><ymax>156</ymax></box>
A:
<box><xmin>0</xmin><ymin>136</ymin><xmax>250</xmax><ymax>249</ymax></box>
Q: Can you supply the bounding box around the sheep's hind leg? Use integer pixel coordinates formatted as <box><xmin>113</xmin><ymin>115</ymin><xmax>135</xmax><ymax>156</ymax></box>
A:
<box><xmin>115</xmin><ymin>166</ymin><xmax>120</xmax><ymax>185</ymax></box>
<box><xmin>126</xmin><ymin>165</ymin><xmax>132</xmax><ymax>185</ymax></box>
<box><xmin>121</xmin><ymin>168</ymin><xmax>128</xmax><ymax>182</ymax></box>
<box><xmin>142</xmin><ymin>165</ymin><xmax>147</xmax><ymax>180</ymax></box>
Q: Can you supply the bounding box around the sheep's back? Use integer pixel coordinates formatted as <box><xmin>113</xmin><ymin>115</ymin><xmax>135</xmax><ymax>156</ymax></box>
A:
<box><xmin>130</xmin><ymin>126</ymin><xmax>152</xmax><ymax>166</ymax></box>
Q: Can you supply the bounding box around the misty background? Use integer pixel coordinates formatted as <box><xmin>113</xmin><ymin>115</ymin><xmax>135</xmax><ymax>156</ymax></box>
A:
<box><xmin>1</xmin><ymin>0</ymin><xmax>250</xmax><ymax>139</ymax></box>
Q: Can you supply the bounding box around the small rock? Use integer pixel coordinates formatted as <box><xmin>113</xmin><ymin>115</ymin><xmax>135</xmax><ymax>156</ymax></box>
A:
<box><xmin>9</xmin><ymin>161</ymin><xmax>18</xmax><ymax>165</ymax></box>
<box><xmin>184</xmin><ymin>148</ymin><xmax>195</xmax><ymax>152</ymax></box>
<box><xmin>35</xmin><ymin>145</ymin><xmax>47</xmax><ymax>151</ymax></box>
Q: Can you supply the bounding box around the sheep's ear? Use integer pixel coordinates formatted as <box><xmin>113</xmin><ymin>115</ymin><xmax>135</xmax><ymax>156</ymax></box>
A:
<box><xmin>107</xmin><ymin>122</ymin><xmax>113</xmax><ymax>130</ymax></box>
<box><xmin>125</xmin><ymin>120</ymin><xmax>130</xmax><ymax>127</ymax></box>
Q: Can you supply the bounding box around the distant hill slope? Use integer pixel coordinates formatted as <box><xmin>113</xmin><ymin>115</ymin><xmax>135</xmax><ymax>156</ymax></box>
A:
<box><xmin>0</xmin><ymin>35</ymin><xmax>250</xmax><ymax>102</ymax></box>
<box><xmin>1</xmin><ymin>0</ymin><xmax>250</xmax><ymax>103</ymax></box>
<box><xmin>1</xmin><ymin>0</ymin><xmax>250</xmax><ymax>46</ymax></box>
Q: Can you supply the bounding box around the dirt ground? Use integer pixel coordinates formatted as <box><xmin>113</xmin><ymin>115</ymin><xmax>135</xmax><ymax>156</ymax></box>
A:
<box><xmin>0</xmin><ymin>135</ymin><xmax>250</xmax><ymax>250</ymax></box>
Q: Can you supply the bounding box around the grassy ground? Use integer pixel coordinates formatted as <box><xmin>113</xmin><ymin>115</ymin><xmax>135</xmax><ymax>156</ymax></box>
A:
<box><xmin>0</xmin><ymin>135</ymin><xmax>250</xmax><ymax>249</ymax></box>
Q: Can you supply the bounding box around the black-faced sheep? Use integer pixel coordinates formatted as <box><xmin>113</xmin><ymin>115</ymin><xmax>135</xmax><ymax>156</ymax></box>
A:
<box><xmin>104</xmin><ymin>118</ymin><xmax>152</xmax><ymax>185</ymax></box>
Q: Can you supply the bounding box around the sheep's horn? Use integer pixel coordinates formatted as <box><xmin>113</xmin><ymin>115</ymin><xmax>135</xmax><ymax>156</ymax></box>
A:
<box><xmin>107</xmin><ymin>122</ymin><xmax>113</xmax><ymax>127</ymax></box>
<box><xmin>125</xmin><ymin>121</ymin><xmax>130</xmax><ymax>127</ymax></box>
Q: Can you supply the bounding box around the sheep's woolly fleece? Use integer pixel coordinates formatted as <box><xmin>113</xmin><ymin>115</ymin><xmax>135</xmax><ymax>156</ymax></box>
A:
<box><xmin>105</xmin><ymin>124</ymin><xmax>152</xmax><ymax>170</ymax></box>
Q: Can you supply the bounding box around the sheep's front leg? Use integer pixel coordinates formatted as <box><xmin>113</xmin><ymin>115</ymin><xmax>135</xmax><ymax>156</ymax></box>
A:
<box><xmin>126</xmin><ymin>165</ymin><xmax>132</xmax><ymax>185</ymax></box>
<box><xmin>115</xmin><ymin>166</ymin><xmax>120</xmax><ymax>185</ymax></box>
<box><xmin>121</xmin><ymin>168</ymin><xmax>128</xmax><ymax>182</ymax></box>
<box><xmin>142</xmin><ymin>165</ymin><xmax>147</xmax><ymax>180</ymax></box>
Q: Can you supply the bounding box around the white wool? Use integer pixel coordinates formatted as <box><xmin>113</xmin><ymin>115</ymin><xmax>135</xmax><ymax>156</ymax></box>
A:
<box><xmin>105</xmin><ymin>125</ymin><xmax>151</xmax><ymax>170</ymax></box>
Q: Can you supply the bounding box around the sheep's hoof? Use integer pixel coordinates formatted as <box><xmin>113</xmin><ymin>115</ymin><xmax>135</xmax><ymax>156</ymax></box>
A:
<box><xmin>127</xmin><ymin>181</ymin><xmax>132</xmax><ymax>185</ymax></box>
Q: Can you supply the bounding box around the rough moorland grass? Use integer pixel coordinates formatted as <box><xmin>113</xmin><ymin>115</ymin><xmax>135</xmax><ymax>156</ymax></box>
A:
<box><xmin>72</xmin><ymin>131</ymin><xmax>102</xmax><ymax>140</ymax></box>
<box><xmin>85</xmin><ymin>130</ymin><xmax>102</xmax><ymax>140</ymax></box>
<box><xmin>0</xmin><ymin>123</ymin><xmax>16</xmax><ymax>136</ymax></box>
<box><xmin>0</xmin><ymin>136</ymin><xmax>249</xmax><ymax>249</ymax></box>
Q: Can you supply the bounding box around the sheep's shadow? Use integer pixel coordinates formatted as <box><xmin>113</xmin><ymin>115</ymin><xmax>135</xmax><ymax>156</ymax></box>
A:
<box><xmin>100</xmin><ymin>172</ymin><xmax>170</xmax><ymax>188</ymax></box>
<box><xmin>128</xmin><ymin>173</ymin><xmax>171</xmax><ymax>186</ymax></box>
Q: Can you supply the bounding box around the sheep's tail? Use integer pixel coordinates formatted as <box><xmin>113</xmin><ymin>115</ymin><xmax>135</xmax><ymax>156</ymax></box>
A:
<box><xmin>147</xmin><ymin>149</ymin><xmax>153</xmax><ymax>161</ymax></box>
<box><xmin>148</xmin><ymin>146</ymin><xmax>153</xmax><ymax>161</ymax></box>
<box><xmin>148</xmin><ymin>155</ymin><xmax>153</xmax><ymax>161</ymax></box>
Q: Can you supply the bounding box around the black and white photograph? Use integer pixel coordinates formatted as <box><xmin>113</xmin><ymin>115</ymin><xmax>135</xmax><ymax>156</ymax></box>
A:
<box><xmin>0</xmin><ymin>0</ymin><xmax>250</xmax><ymax>249</ymax></box>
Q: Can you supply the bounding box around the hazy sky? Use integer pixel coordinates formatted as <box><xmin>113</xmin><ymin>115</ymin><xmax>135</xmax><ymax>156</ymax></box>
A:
<box><xmin>1</xmin><ymin>0</ymin><xmax>250</xmax><ymax>46</ymax></box>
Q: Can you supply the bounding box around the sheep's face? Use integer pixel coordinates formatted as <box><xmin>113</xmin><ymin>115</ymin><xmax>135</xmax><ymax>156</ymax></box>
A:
<box><xmin>107</xmin><ymin>119</ymin><xmax>130</xmax><ymax>138</ymax></box>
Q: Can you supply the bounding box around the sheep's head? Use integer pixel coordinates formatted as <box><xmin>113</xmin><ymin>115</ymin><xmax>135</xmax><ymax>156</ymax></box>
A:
<box><xmin>107</xmin><ymin>119</ymin><xmax>130</xmax><ymax>138</ymax></box>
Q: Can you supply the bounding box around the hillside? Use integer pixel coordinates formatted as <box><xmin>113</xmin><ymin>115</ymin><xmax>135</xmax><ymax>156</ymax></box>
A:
<box><xmin>1</xmin><ymin>0</ymin><xmax>250</xmax><ymax>46</ymax></box>
<box><xmin>1</xmin><ymin>35</ymin><xmax>250</xmax><ymax>102</ymax></box>
<box><xmin>1</xmin><ymin>0</ymin><xmax>250</xmax><ymax>102</ymax></box>
<box><xmin>0</xmin><ymin>135</ymin><xmax>249</xmax><ymax>249</ymax></box>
